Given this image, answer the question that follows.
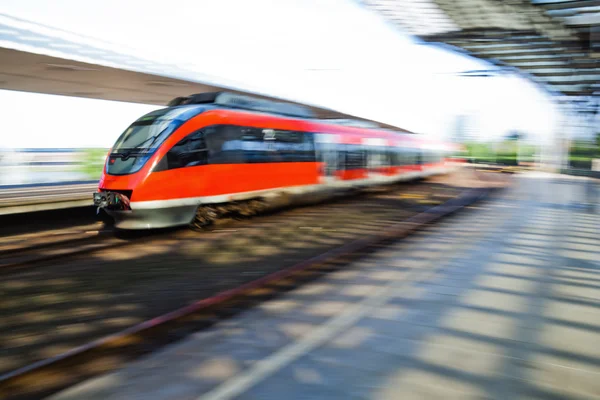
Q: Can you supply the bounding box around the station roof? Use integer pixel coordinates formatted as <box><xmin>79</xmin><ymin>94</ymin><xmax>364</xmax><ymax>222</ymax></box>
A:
<box><xmin>361</xmin><ymin>0</ymin><xmax>600</xmax><ymax>115</ymax></box>
<box><xmin>0</xmin><ymin>13</ymin><xmax>404</xmax><ymax>130</ymax></box>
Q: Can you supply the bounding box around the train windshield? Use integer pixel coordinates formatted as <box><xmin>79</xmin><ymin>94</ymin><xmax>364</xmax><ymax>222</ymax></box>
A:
<box><xmin>107</xmin><ymin>105</ymin><xmax>204</xmax><ymax>175</ymax></box>
<box><xmin>112</xmin><ymin>106</ymin><xmax>203</xmax><ymax>152</ymax></box>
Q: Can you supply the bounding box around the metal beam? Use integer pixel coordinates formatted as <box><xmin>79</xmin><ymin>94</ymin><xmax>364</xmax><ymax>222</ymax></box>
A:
<box><xmin>534</xmin><ymin>0</ymin><xmax>600</xmax><ymax>11</ymax></box>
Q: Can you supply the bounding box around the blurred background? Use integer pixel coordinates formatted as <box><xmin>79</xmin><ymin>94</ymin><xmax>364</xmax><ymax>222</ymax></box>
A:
<box><xmin>1</xmin><ymin>2</ymin><xmax>599</xmax><ymax>399</ymax></box>
<box><xmin>1</xmin><ymin>0</ymin><xmax>597</xmax><ymax>186</ymax></box>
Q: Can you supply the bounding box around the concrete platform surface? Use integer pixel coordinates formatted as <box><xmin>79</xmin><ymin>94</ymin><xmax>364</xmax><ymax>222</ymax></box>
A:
<box><xmin>51</xmin><ymin>174</ymin><xmax>600</xmax><ymax>400</ymax></box>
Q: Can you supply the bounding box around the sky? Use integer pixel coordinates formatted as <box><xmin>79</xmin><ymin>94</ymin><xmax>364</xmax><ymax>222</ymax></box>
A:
<box><xmin>0</xmin><ymin>0</ymin><xmax>560</xmax><ymax>148</ymax></box>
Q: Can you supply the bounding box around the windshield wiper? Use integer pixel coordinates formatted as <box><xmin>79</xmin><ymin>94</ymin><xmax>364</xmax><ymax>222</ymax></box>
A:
<box><xmin>130</xmin><ymin>131</ymin><xmax>162</xmax><ymax>150</ymax></box>
<box><xmin>119</xmin><ymin>126</ymin><xmax>171</xmax><ymax>159</ymax></box>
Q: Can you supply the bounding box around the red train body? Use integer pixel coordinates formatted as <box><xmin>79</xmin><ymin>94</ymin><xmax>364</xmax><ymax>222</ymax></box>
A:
<box><xmin>94</xmin><ymin>92</ymin><xmax>462</xmax><ymax>229</ymax></box>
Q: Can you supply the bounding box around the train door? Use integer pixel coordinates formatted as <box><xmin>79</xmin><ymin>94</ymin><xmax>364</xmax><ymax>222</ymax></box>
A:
<box><xmin>416</xmin><ymin>149</ymin><xmax>423</xmax><ymax>169</ymax></box>
<box><xmin>367</xmin><ymin>148</ymin><xmax>380</xmax><ymax>177</ymax></box>
<box><xmin>365</xmin><ymin>138</ymin><xmax>388</xmax><ymax>178</ymax></box>
<box><xmin>315</xmin><ymin>133</ymin><xmax>338</xmax><ymax>184</ymax></box>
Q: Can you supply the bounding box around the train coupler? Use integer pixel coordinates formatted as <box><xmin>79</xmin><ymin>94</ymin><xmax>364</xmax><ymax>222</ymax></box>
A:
<box><xmin>93</xmin><ymin>191</ymin><xmax>131</xmax><ymax>210</ymax></box>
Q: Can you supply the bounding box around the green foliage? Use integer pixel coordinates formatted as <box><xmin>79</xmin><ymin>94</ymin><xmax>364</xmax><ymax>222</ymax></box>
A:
<box><xmin>79</xmin><ymin>148</ymin><xmax>108</xmax><ymax>180</ymax></box>
<box><xmin>464</xmin><ymin>141</ymin><xmax>536</xmax><ymax>165</ymax></box>
<box><xmin>568</xmin><ymin>138</ymin><xmax>600</xmax><ymax>169</ymax></box>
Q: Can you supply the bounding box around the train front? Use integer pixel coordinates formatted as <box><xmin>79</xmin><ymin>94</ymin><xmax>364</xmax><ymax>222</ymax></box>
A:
<box><xmin>93</xmin><ymin>105</ymin><xmax>204</xmax><ymax>229</ymax></box>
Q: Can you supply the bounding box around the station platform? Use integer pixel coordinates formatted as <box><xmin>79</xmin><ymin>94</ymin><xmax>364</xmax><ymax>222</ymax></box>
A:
<box><xmin>51</xmin><ymin>173</ymin><xmax>599</xmax><ymax>400</ymax></box>
<box><xmin>0</xmin><ymin>182</ymin><xmax>97</xmax><ymax>215</ymax></box>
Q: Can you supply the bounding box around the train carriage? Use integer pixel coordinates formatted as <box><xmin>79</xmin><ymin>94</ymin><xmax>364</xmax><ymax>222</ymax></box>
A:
<box><xmin>94</xmin><ymin>92</ymin><xmax>460</xmax><ymax>229</ymax></box>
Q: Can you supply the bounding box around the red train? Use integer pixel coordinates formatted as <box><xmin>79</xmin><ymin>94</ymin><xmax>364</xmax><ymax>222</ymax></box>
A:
<box><xmin>94</xmin><ymin>92</ymin><xmax>462</xmax><ymax>229</ymax></box>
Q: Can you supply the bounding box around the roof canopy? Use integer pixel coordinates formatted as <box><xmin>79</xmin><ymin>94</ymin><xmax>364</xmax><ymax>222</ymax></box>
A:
<box><xmin>0</xmin><ymin>13</ymin><xmax>403</xmax><ymax>130</ymax></box>
<box><xmin>361</xmin><ymin>0</ymin><xmax>599</xmax><ymax>115</ymax></box>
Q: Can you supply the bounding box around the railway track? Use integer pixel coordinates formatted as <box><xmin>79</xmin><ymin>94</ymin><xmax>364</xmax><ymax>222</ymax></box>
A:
<box><xmin>0</xmin><ymin>180</ymin><xmax>443</xmax><ymax>270</ymax></box>
<box><xmin>1</xmin><ymin>235</ymin><xmax>126</xmax><ymax>271</ymax></box>
<box><xmin>1</xmin><ymin>224</ymin><xmax>103</xmax><ymax>251</ymax></box>
<box><xmin>0</xmin><ymin>219</ymin><xmax>182</xmax><ymax>271</ymax></box>
<box><xmin>0</xmin><ymin>224</ymin><xmax>189</xmax><ymax>272</ymax></box>
<box><xmin>0</xmin><ymin>180</ymin><xmax>444</xmax><ymax>272</ymax></box>
<box><xmin>0</xmin><ymin>172</ymin><xmax>506</xmax><ymax>399</ymax></box>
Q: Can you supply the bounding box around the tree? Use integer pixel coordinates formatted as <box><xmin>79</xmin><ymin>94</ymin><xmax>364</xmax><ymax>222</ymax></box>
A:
<box><xmin>79</xmin><ymin>148</ymin><xmax>108</xmax><ymax>180</ymax></box>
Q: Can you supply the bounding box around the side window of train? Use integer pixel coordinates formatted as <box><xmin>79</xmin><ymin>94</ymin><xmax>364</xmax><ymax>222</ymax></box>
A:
<box><xmin>205</xmin><ymin>126</ymin><xmax>316</xmax><ymax>164</ymax></box>
<box><xmin>368</xmin><ymin>148</ymin><xmax>389</xmax><ymax>169</ymax></box>
<box><xmin>280</xmin><ymin>130</ymin><xmax>316</xmax><ymax>162</ymax></box>
<box><xmin>154</xmin><ymin>128</ymin><xmax>210</xmax><ymax>171</ymax></box>
<box><xmin>393</xmin><ymin>147</ymin><xmax>410</xmax><ymax>166</ymax></box>
<box><xmin>342</xmin><ymin>145</ymin><xmax>366</xmax><ymax>170</ymax></box>
<box><xmin>411</xmin><ymin>149</ymin><xmax>419</xmax><ymax>165</ymax></box>
<box><xmin>385</xmin><ymin>148</ymin><xmax>393</xmax><ymax>166</ymax></box>
<box><xmin>205</xmin><ymin>125</ymin><xmax>247</xmax><ymax>164</ymax></box>
<box><xmin>403</xmin><ymin>148</ymin><xmax>411</xmax><ymax>166</ymax></box>
<box><xmin>243</xmin><ymin>128</ymin><xmax>316</xmax><ymax>163</ymax></box>
<box><xmin>166</xmin><ymin>129</ymin><xmax>208</xmax><ymax>169</ymax></box>
<box><xmin>239</xmin><ymin>127</ymin><xmax>276</xmax><ymax>163</ymax></box>
<box><xmin>391</xmin><ymin>148</ymin><xmax>401</xmax><ymax>166</ymax></box>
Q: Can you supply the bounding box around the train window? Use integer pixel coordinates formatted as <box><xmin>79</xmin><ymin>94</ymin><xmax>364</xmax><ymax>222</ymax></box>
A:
<box><xmin>386</xmin><ymin>149</ymin><xmax>393</xmax><ymax>166</ymax></box>
<box><xmin>112</xmin><ymin>105</ymin><xmax>205</xmax><ymax>153</ymax></box>
<box><xmin>403</xmin><ymin>148</ymin><xmax>413</xmax><ymax>166</ymax></box>
<box><xmin>367</xmin><ymin>148</ymin><xmax>390</xmax><ymax>169</ymax></box>
<box><xmin>206</xmin><ymin>125</ymin><xmax>246</xmax><ymax>164</ymax></box>
<box><xmin>340</xmin><ymin>145</ymin><xmax>366</xmax><ymax>170</ymax></box>
<box><xmin>203</xmin><ymin>125</ymin><xmax>316</xmax><ymax>164</ymax></box>
<box><xmin>413</xmin><ymin>150</ymin><xmax>420</xmax><ymax>165</ymax></box>
<box><xmin>111</xmin><ymin>106</ymin><xmax>209</xmax><ymax>175</ymax></box>
<box><xmin>273</xmin><ymin>130</ymin><xmax>303</xmax><ymax>143</ymax></box>
<box><xmin>392</xmin><ymin>147</ymin><xmax>414</xmax><ymax>166</ymax></box>
<box><xmin>164</xmin><ymin>129</ymin><xmax>208</xmax><ymax>169</ymax></box>
<box><xmin>426</xmin><ymin>150</ymin><xmax>437</xmax><ymax>164</ymax></box>
<box><xmin>284</xmin><ymin>131</ymin><xmax>315</xmax><ymax>162</ymax></box>
<box><xmin>390</xmin><ymin>148</ymin><xmax>400</xmax><ymax>166</ymax></box>
<box><xmin>240</xmin><ymin>128</ymin><xmax>263</xmax><ymax>142</ymax></box>
<box><xmin>154</xmin><ymin>124</ymin><xmax>318</xmax><ymax>171</ymax></box>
